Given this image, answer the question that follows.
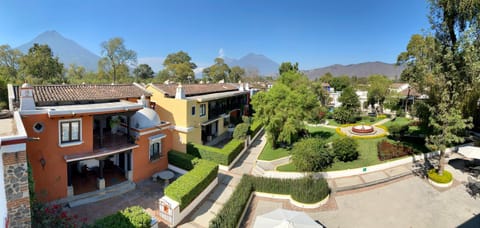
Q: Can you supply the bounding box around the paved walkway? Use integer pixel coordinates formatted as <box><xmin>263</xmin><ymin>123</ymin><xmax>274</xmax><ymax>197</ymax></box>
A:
<box><xmin>178</xmin><ymin>134</ymin><xmax>267</xmax><ymax>227</ymax></box>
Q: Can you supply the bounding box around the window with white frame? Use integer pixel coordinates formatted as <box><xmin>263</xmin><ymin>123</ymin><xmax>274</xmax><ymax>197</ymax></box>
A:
<box><xmin>149</xmin><ymin>134</ymin><xmax>166</xmax><ymax>161</ymax></box>
<box><xmin>200</xmin><ymin>103</ymin><xmax>206</xmax><ymax>117</ymax></box>
<box><xmin>59</xmin><ymin>119</ymin><xmax>81</xmax><ymax>145</ymax></box>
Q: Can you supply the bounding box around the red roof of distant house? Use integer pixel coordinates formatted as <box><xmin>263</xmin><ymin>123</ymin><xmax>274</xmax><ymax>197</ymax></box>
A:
<box><xmin>32</xmin><ymin>84</ymin><xmax>150</xmax><ymax>106</ymax></box>
<box><xmin>151</xmin><ymin>83</ymin><xmax>239</xmax><ymax>97</ymax></box>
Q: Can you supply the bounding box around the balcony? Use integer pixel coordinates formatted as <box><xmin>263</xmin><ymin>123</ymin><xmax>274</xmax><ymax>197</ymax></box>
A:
<box><xmin>208</xmin><ymin>94</ymin><xmax>248</xmax><ymax>120</ymax></box>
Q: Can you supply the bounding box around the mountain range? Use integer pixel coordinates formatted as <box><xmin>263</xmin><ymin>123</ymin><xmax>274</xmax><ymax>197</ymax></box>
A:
<box><xmin>15</xmin><ymin>31</ymin><xmax>404</xmax><ymax>79</ymax></box>
<box><xmin>17</xmin><ymin>30</ymin><xmax>100</xmax><ymax>71</ymax></box>
<box><xmin>303</xmin><ymin>62</ymin><xmax>405</xmax><ymax>79</ymax></box>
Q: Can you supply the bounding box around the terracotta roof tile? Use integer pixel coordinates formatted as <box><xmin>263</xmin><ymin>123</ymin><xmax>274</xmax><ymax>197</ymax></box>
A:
<box><xmin>33</xmin><ymin>84</ymin><xmax>150</xmax><ymax>106</ymax></box>
<box><xmin>152</xmin><ymin>83</ymin><xmax>239</xmax><ymax>97</ymax></box>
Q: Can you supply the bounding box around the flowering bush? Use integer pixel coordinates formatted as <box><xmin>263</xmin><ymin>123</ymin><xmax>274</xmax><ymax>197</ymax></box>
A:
<box><xmin>32</xmin><ymin>203</ymin><xmax>88</xmax><ymax>228</ymax></box>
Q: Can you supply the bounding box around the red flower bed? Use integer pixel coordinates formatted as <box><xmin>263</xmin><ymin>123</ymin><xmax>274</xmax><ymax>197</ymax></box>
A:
<box><xmin>377</xmin><ymin>140</ymin><xmax>414</xmax><ymax>161</ymax></box>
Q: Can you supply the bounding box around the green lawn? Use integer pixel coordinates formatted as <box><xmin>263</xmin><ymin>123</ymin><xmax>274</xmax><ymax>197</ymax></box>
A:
<box><xmin>276</xmin><ymin>137</ymin><xmax>387</xmax><ymax>172</ymax></box>
<box><xmin>257</xmin><ymin>142</ymin><xmax>291</xmax><ymax>161</ymax></box>
<box><xmin>381</xmin><ymin>117</ymin><xmax>411</xmax><ymax>129</ymax></box>
<box><xmin>325</xmin><ymin>119</ymin><xmax>341</xmax><ymax>126</ymax></box>
<box><xmin>306</xmin><ymin>126</ymin><xmax>341</xmax><ymax>141</ymax></box>
<box><xmin>258</xmin><ymin>126</ymin><xmax>340</xmax><ymax>161</ymax></box>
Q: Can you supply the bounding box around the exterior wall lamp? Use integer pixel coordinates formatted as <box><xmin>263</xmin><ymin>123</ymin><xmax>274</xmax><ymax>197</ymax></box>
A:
<box><xmin>40</xmin><ymin>157</ymin><xmax>46</xmax><ymax>169</ymax></box>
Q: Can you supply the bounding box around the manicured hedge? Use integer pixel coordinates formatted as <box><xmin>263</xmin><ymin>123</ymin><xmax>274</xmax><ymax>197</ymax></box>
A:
<box><xmin>209</xmin><ymin>175</ymin><xmax>254</xmax><ymax>228</ymax></box>
<box><xmin>168</xmin><ymin>150</ymin><xmax>198</xmax><ymax>171</ymax></box>
<box><xmin>187</xmin><ymin>139</ymin><xmax>244</xmax><ymax>165</ymax></box>
<box><xmin>92</xmin><ymin>206</ymin><xmax>151</xmax><ymax>228</ymax></box>
<box><xmin>250</xmin><ymin>120</ymin><xmax>263</xmax><ymax>138</ymax></box>
<box><xmin>210</xmin><ymin>175</ymin><xmax>330</xmax><ymax>228</ymax></box>
<box><xmin>427</xmin><ymin>169</ymin><xmax>453</xmax><ymax>184</ymax></box>
<box><xmin>165</xmin><ymin>159</ymin><xmax>218</xmax><ymax>210</ymax></box>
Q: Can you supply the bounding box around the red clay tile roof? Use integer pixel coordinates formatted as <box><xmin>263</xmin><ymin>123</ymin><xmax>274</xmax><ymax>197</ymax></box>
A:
<box><xmin>33</xmin><ymin>84</ymin><xmax>150</xmax><ymax>106</ymax></box>
<box><xmin>152</xmin><ymin>83</ymin><xmax>239</xmax><ymax>97</ymax></box>
<box><xmin>390</xmin><ymin>83</ymin><xmax>408</xmax><ymax>89</ymax></box>
<box><xmin>399</xmin><ymin>87</ymin><xmax>421</xmax><ymax>97</ymax></box>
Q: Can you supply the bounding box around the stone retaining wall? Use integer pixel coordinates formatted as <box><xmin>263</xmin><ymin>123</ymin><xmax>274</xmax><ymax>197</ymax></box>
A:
<box><xmin>3</xmin><ymin>151</ymin><xmax>31</xmax><ymax>227</ymax></box>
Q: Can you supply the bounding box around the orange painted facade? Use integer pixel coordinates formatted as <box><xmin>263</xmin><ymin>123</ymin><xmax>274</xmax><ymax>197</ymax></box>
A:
<box><xmin>23</xmin><ymin>113</ymin><xmax>94</xmax><ymax>202</ymax></box>
<box><xmin>131</xmin><ymin>127</ymin><xmax>172</xmax><ymax>182</ymax></box>
<box><xmin>22</xmin><ymin>109</ymin><xmax>172</xmax><ymax>202</ymax></box>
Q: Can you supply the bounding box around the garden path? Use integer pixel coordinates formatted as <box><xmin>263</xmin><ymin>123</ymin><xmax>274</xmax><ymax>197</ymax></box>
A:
<box><xmin>178</xmin><ymin>133</ymin><xmax>267</xmax><ymax>228</ymax></box>
<box><xmin>373</xmin><ymin>117</ymin><xmax>392</xmax><ymax>126</ymax></box>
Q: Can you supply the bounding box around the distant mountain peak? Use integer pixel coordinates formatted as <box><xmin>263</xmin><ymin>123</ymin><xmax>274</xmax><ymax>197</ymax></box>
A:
<box><xmin>224</xmin><ymin>53</ymin><xmax>279</xmax><ymax>76</ymax></box>
<box><xmin>17</xmin><ymin>31</ymin><xmax>100</xmax><ymax>71</ymax></box>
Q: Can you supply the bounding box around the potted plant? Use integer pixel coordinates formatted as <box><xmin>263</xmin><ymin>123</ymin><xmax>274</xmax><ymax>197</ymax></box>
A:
<box><xmin>110</xmin><ymin>116</ymin><xmax>121</xmax><ymax>134</ymax></box>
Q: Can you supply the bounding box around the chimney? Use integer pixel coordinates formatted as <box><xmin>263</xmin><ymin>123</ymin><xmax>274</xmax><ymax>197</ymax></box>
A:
<box><xmin>138</xmin><ymin>95</ymin><xmax>149</xmax><ymax>108</ymax></box>
<box><xmin>238</xmin><ymin>81</ymin><xmax>244</xmax><ymax>92</ymax></box>
<box><xmin>19</xmin><ymin>83</ymin><xmax>35</xmax><ymax>111</ymax></box>
<box><xmin>175</xmin><ymin>83</ymin><xmax>185</xmax><ymax>99</ymax></box>
<box><xmin>245</xmin><ymin>83</ymin><xmax>250</xmax><ymax>90</ymax></box>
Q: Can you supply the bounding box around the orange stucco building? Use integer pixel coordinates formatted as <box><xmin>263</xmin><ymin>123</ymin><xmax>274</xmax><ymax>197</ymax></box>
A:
<box><xmin>11</xmin><ymin>83</ymin><xmax>172</xmax><ymax>203</ymax></box>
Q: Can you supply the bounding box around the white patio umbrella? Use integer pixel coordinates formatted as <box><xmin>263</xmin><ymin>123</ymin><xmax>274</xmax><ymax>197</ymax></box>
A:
<box><xmin>253</xmin><ymin>208</ymin><xmax>323</xmax><ymax>228</ymax></box>
<box><xmin>458</xmin><ymin>146</ymin><xmax>480</xmax><ymax>160</ymax></box>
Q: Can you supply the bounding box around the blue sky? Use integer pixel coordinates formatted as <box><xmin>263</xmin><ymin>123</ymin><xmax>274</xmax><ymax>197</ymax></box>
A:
<box><xmin>0</xmin><ymin>0</ymin><xmax>429</xmax><ymax>71</ymax></box>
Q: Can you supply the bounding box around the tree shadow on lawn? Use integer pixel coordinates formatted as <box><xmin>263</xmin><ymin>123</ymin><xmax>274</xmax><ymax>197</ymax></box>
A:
<box><xmin>310</xmin><ymin>131</ymin><xmax>334</xmax><ymax>140</ymax></box>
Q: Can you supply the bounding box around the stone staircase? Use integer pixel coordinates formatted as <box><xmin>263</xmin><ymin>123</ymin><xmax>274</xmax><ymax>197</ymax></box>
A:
<box><xmin>66</xmin><ymin>181</ymin><xmax>136</xmax><ymax>208</ymax></box>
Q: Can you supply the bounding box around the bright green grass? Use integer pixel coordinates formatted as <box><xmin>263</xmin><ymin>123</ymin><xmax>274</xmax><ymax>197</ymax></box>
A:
<box><xmin>257</xmin><ymin>142</ymin><xmax>290</xmax><ymax>161</ymax></box>
<box><xmin>381</xmin><ymin>117</ymin><xmax>411</xmax><ymax>129</ymax></box>
<box><xmin>306</xmin><ymin>126</ymin><xmax>341</xmax><ymax>141</ymax></box>
<box><xmin>325</xmin><ymin>119</ymin><xmax>341</xmax><ymax>126</ymax></box>
<box><xmin>277</xmin><ymin>138</ymin><xmax>387</xmax><ymax>172</ymax></box>
<box><xmin>258</xmin><ymin>126</ymin><xmax>340</xmax><ymax>161</ymax></box>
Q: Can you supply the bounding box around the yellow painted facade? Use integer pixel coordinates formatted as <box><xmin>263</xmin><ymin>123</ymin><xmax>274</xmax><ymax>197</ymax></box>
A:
<box><xmin>146</xmin><ymin>85</ymin><xmax>234</xmax><ymax>152</ymax></box>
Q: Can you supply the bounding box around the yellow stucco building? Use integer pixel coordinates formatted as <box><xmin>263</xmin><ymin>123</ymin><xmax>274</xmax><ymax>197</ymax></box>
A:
<box><xmin>146</xmin><ymin>83</ymin><xmax>250</xmax><ymax>152</ymax></box>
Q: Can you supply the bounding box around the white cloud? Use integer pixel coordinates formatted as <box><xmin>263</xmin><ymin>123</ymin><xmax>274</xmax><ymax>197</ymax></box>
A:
<box><xmin>194</xmin><ymin>67</ymin><xmax>205</xmax><ymax>78</ymax></box>
<box><xmin>138</xmin><ymin>57</ymin><xmax>165</xmax><ymax>72</ymax></box>
<box><xmin>218</xmin><ymin>48</ymin><xmax>225</xmax><ymax>58</ymax></box>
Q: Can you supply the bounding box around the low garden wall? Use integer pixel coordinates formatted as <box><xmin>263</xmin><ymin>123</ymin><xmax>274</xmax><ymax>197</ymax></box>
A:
<box><xmin>259</xmin><ymin>142</ymin><xmax>473</xmax><ymax>179</ymax></box>
<box><xmin>160</xmin><ymin>151</ymin><xmax>219</xmax><ymax>227</ymax></box>
<box><xmin>209</xmin><ymin>175</ymin><xmax>330</xmax><ymax>228</ymax></box>
<box><xmin>187</xmin><ymin>126</ymin><xmax>264</xmax><ymax>171</ymax></box>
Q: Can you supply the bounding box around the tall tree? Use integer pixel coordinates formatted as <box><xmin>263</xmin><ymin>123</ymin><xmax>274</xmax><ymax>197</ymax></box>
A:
<box><xmin>19</xmin><ymin>43</ymin><xmax>64</xmax><ymax>84</ymax></box>
<box><xmin>163</xmin><ymin>51</ymin><xmax>196</xmax><ymax>83</ymax></box>
<box><xmin>338</xmin><ymin>86</ymin><xmax>360</xmax><ymax>112</ymax></box>
<box><xmin>251</xmin><ymin>71</ymin><xmax>319</xmax><ymax>148</ymax></box>
<box><xmin>203</xmin><ymin>58</ymin><xmax>230</xmax><ymax>82</ymax></box>
<box><xmin>278</xmin><ymin>62</ymin><xmax>299</xmax><ymax>75</ymax></box>
<box><xmin>329</xmin><ymin>75</ymin><xmax>350</xmax><ymax>91</ymax></box>
<box><xmin>312</xmin><ymin>80</ymin><xmax>330</xmax><ymax>106</ymax></box>
<box><xmin>100</xmin><ymin>37</ymin><xmax>137</xmax><ymax>84</ymax></box>
<box><xmin>65</xmin><ymin>64</ymin><xmax>86</xmax><ymax>83</ymax></box>
<box><xmin>229</xmin><ymin>66</ymin><xmax>245</xmax><ymax>83</ymax></box>
<box><xmin>397</xmin><ymin>0</ymin><xmax>479</xmax><ymax>175</ymax></box>
<box><xmin>367</xmin><ymin>74</ymin><xmax>391</xmax><ymax>113</ymax></box>
<box><xmin>318</xmin><ymin>72</ymin><xmax>333</xmax><ymax>84</ymax></box>
<box><xmin>0</xmin><ymin>45</ymin><xmax>22</xmax><ymax>82</ymax></box>
<box><xmin>133</xmin><ymin>64</ymin><xmax>154</xmax><ymax>81</ymax></box>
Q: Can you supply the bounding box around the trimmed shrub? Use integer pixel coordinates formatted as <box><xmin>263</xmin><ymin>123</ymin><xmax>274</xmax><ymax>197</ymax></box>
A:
<box><xmin>291</xmin><ymin>138</ymin><xmax>334</xmax><ymax>172</ymax></box>
<box><xmin>165</xmin><ymin>159</ymin><xmax>218</xmax><ymax>210</ymax></box>
<box><xmin>168</xmin><ymin>150</ymin><xmax>198</xmax><ymax>171</ymax></box>
<box><xmin>210</xmin><ymin>175</ymin><xmax>330</xmax><ymax>228</ymax></box>
<box><xmin>332</xmin><ymin>137</ymin><xmax>359</xmax><ymax>162</ymax></box>
<box><xmin>233</xmin><ymin>123</ymin><xmax>249</xmax><ymax>140</ymax></box>
<box><xmin>251</xmin><ymin>176</ymin><xmax>329</xmax><ymax>204</ymax></box>
<box><xmin>250</xmin><ymin>120</ymin><xmax>263</xmax><ymax>138</ymax></box>
<box><xmin>209</xmin><ymin>175</ymin><xmax>254</xmax><ymax>228</ymax></box>
<box><xmin>93</xmin><ymin>206</ymin><xmax>151</xmax><ymax>228</ymax></box>
<box><xmin>187</xmin><ymin>140</ymin><xmax>244</xmax><ymax>165</ymax></box>
<box><xmin>242</xmin><ymin>115</ymin><xmax>252</xmax><ymax>125</ymax></box>
<box><xmin>427</xmin><ymin>169</ymin><xmax>453</xmax><ymax>184</ymax></box>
